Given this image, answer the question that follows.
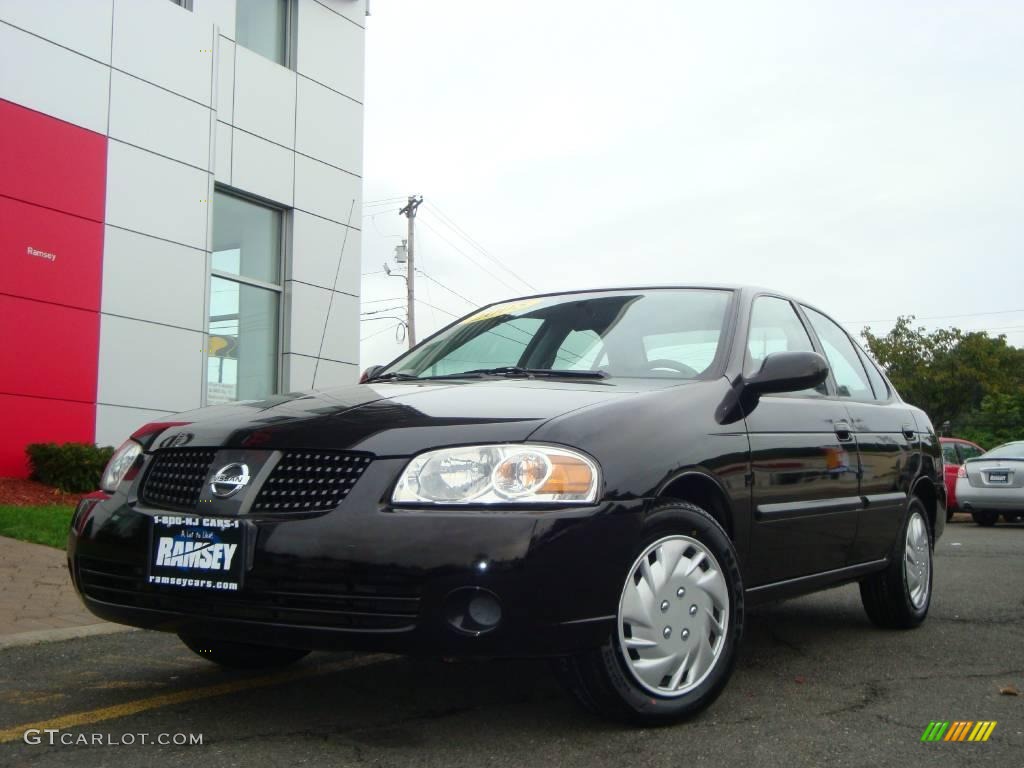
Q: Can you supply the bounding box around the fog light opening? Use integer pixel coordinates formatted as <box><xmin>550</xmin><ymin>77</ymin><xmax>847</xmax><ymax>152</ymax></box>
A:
<box><xmin>444</xmin><ymin>588</ymin><xmax>503</xmax><ymax>636</ymax></box>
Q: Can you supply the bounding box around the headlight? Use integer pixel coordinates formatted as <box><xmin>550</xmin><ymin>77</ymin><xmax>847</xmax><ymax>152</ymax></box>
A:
<box><xmin>100</xmin><ymin>439</ymin><xmax>143</xmax><ymax>493</ymax></box>
<box><xmin>392</xmin><ymin>444</ymin><xmax>600</xmax><ymax>505</ymax></box>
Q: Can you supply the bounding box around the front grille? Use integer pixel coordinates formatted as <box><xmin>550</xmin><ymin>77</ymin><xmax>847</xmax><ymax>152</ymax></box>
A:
<box><xmin>251</xmin><ymin>451</ymin><xmax>373</xmax><ymax>513</ymax></box>
<box><xmin>77</xmin><ymin>556</ymin><xmax>420</xmax><ymax>631</ymax></box>
<box><xmin>140</xmin><ymin>449</ymin><xmax>217</xmax><ymax>511</ymax></box>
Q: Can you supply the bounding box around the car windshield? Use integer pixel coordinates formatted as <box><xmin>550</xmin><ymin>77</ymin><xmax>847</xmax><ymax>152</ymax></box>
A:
<box><xmin>377</xmin><ymin>289</ymin><xmax>733</xmax><ymax>380</ymax></box>
<box><xmin>981</xmin><ymin>442</ymin><xmax>1024</xmax><ymax>459</ymax></box>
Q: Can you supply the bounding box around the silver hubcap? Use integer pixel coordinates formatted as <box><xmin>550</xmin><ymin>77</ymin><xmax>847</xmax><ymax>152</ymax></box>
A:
<box><xmin>905</xmin><ymin>512</ymin><xmax>931</xmax><ymax>609</ymax></box>
<box><xmin>617</xmin><ymin>535</ymin><xmax>729</xmax><ymax>697</ymax></box>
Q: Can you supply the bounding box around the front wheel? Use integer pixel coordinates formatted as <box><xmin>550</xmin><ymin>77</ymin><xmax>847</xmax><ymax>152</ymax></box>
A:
<box><xmin>859</xmin><ymin>498</ymin><xmax>932</xmax><ymax>629</ymax></box>
<box><xmin>555</xmin><ymin>501</ymin><xmax>744</xmax><ymax>725</ymax></box>
<box><xmin>179</xmin><ymin>634</ymin><xmax>310</xmax><ymax>669</ymax></box>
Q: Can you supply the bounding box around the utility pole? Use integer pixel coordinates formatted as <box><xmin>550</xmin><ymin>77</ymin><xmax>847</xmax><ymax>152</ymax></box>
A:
<box><xmin>398</xmin><ymin>195</ymin><xmax>423</xmax><ymax>348</ymax></box>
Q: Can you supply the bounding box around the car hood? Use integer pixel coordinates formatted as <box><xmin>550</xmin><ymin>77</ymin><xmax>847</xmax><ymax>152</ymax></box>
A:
<box><xmin>150</xmin><ymin>377</ymin><xmax>696</xmax><ymax>457</ymax></box>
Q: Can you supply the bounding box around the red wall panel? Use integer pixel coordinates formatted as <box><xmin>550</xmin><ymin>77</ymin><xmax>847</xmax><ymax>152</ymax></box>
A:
<box><xmin>0</xmin><ymin>196</ymin><xmax>103</xmax><ymax>311</ymax></box>
<box><xmin>0</xmin><ymin>295</ymin><xmax>100</xmax><ymax>404</ymax></box>
<box><xmin>0</xmin><ymin>99</ymin><xmax>107</xmax><ymax>475</ymax></box>
<box><xmin>0</xmin><ymin>99</ymin><xmax>107</xmax><ymax>221</ymax></box>
<box><xmin>0</xmin><ymin>393</ymin><xmax>95</xmax><ymax>477</ymax></box>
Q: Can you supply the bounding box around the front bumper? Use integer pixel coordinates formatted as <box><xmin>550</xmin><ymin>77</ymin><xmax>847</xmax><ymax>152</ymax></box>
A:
<box><xmin>68</xmin><ymin>459</ymin><xmax>646</xmax><ymax>657</ymax></box>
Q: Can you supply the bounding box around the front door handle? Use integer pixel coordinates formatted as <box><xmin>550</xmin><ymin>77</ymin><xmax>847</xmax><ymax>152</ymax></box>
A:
<box><xmin>834</xmin><ymin>421</ymin><xmax>853</xmax><ymax>442</ymax></box>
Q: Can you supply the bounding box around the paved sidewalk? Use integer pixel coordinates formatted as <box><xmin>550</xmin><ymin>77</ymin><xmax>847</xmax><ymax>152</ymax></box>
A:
<box><xmin>0</xmin><ymin>536</ymin><xmax>120</xmax><ymax>644</ymax></box>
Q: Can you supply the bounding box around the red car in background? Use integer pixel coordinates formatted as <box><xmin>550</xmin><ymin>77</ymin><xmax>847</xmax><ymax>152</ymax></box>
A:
<box><xmin>940</xmin><ymin>437</ymin><xmax>986</xmax><ymax>520</ymax></box>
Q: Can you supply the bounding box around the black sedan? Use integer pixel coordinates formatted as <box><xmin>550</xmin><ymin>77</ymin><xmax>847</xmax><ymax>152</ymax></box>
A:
<box><xmin>70</xmin><ymin>286</ymin><xmax>945</xmax><ymax>724</ymax></box>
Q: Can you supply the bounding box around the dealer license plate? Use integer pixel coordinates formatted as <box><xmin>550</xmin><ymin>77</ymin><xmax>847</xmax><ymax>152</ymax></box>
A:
<box><xmin>148</xmin><ymin>515</ymin><xmax>245</xmax><ymax>591</ymax></box>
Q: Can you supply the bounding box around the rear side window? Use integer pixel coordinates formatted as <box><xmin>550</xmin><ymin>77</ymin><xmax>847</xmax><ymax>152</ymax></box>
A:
<box><xmin>856</xmin><ymin>347</ymin><xmax>890</xmax><ymax>400</ymax></box>
<box><xmin>959</xmin><ymin>443</ymin><xmax>985</xmax><ymax>461</ymax></box>
<box><xmin>803</xmin><ymin>307</ymin><xmax>874</xmax><ymax>400</ymax></box>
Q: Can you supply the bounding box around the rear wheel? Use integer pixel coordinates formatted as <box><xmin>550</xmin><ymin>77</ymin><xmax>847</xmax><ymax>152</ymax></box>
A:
<box><xmin>972</xmin><ymin>509</ymin><xmax>999</xmax><ymax>527</ymax></box>
<box><xmin>860</xmin><ymin>498</ymin><xmax>932</xmax><ymax>629</ymax></box>
<box><xmin>1003</xmin><ymin>511</ymin><xmax>1023</xmax><ymax>524</ymax></box>
<box><xmin>555</xmin><ymin>501</ymin><xmax>743</xmax><ymax>725</ymax></box>
<box><xmin>179</xmin><ymin>634</ymin><xmax>310</xmax><ymax>669</ymax></box>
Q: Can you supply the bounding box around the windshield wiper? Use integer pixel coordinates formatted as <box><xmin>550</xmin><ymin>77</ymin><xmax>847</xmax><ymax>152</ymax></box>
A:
<box><xmin>367</xmin><ymin>372</ymin><xmax>420</xmax><ymax>382</ymax></box>
<box><xmin>432</xmin><ymin>366</ymin><xmax>609</xmax><ymax>380</ymax></box>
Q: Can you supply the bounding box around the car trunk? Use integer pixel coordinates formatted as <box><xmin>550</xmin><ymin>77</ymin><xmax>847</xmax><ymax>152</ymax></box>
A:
<box><xmin>964</xmin><ymin>459</ymin><xmax>1024</xmax><ymax>489</ymax></box>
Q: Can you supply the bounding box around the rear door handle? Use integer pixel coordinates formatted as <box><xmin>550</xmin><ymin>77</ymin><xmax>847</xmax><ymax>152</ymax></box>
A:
<box><xmin>834</xmin><ymin>421</ymin><xmax>853</xmax><ymax>442</ymax></box>
<box><xmin>901</xmin><ymin>424</ymin><xmax>916</xmax><ymax>440</ymax></box>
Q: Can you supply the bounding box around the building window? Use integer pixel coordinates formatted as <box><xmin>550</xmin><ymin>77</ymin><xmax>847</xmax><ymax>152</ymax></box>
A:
<box><xmin>167</xmin><ymin>0</ymin><xmax>193</xmax><ymax>9</ymax></box>
<box><xmin>236</xmin><ymin>0</ymin><xmax>291</xmax><ymax>65</ymax></box>
<box><xmin>207</xmin><ymin>191</ymin><xmax>283</xmax><ymax>405</ymax></box>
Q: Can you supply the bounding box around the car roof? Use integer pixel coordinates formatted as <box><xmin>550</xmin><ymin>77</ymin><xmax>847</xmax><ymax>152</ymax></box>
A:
<box><xmin>491</xmin><ymin>285</ymin><xmax>792</xmax><ymax>304</ymax></box>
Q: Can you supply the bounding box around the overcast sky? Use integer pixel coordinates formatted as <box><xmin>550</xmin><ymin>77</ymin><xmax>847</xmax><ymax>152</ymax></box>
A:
<box><xmin>358</xmin><ymin>0</ymin><xmax>1023</xmax><ymax>367</ymax></box>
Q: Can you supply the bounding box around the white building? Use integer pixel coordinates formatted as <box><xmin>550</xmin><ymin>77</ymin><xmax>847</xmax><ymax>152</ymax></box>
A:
<box><xmin>0</xmin><ymin>0</ymin><xmax>366</xmax><ymax>475</ymax></box>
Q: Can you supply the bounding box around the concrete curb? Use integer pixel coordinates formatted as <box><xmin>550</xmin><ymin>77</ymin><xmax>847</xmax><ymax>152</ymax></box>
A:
<box><xmin>0</xmin><ymin>622</ymin><xmax>136</xmax><ymax>650</ymax></box>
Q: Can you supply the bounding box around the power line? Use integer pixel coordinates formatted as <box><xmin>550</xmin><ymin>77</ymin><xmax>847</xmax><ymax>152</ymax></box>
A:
<box><xmin>415</xmin><ymin>299</ymin><xmax>458</xmax><ymax>318</ymax></box>
<box><xmin>360</xmin><ymin>314</ymin><xmax>407</xmax><ymax>324</ymax></box>
<box><xmin>418</xmin><ymin>219</ymin><xmax>525</xmax><ymax>295</ymax></box>
<box><xmin>423</xmin><ymin>202</ymin><xmax>537</xmax><ymax>291</ymax></box>
<box><xmin>361</xmin><ymin>322</ymin><xmax>403</xmax><ymax>342</ymax></box>
<box><xmin>361</xmin><ymin>305</ymin><xmax>405</xmax><ymax>316</ymax></box>
<box><xmin>364</xmin><ymin>196</ymin><xmax>406</xmax><ymax>206</ymax></box>
<box><xmin>361</xmin><ymin>296</ymin><xmax>405</xmax><ymax>304</ymax></box>
<box><xmin>843</xmin><ymin>308</ymin><xmax>1024</xmax><ymax>324</ymax></box>
<box><xmin>844</xmin><ymin>321</ymin><xmax>1024</xmax><ymax>335</ymax></box>
<box><xmin>414</xmin><ymin>268</ymin><xmax>479</xmax><ymax>307</ymax></box>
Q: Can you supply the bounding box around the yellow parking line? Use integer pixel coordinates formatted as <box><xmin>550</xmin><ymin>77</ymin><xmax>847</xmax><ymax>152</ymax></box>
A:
<box><xmin>0</xmin><ymin>653</ymin><xmax>394</xmax><ymax>744</ymax></box>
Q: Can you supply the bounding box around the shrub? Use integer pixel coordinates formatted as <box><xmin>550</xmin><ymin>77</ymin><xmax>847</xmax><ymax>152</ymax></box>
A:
<box><xmin>25</xmin><ymin>442</ymin><xmax>115</xmax><ymax>493</ymax></box>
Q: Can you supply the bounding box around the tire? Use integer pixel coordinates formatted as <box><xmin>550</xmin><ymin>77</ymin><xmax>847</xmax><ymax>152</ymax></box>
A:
<box><xmin>179</xmin><ymin>634</ymin><xmax>310</xmax><ymax>669</ymax></box>
<box><xmin>971</xmin><ymin>509</ymin><xmax>999</xmax><ymax>527</ymax></box>
<box><xmin>859</xmin><ymin>497</ymin><xmax>932</xmax><ymax>629</ymax></box>
<box><xmin>1003</xmin><ymin>511</ymin><xmax>1023</xmax><ymax>524</ymax></box>
<box><xmin>555</xmin><ymin>501</ymin><xmax>744</xmax><ymax>725</ymax></box>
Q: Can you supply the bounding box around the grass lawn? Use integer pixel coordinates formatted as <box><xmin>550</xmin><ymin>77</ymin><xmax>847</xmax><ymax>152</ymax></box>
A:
<box><xmin>0</xmin><ymin>505</ymin><xmax>74</xmax><ymax>549</ymax></box>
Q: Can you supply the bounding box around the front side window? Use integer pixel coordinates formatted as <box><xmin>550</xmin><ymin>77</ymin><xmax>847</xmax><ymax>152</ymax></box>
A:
<box><xmin>207</xmin><ymin>191</ymin><xmax>282</xmax><ymax>405</ymax></box>
<box><xmin>744</xmin><ymin>296</ymin><xmax>816</xmax><ymax>377</ymax></box>
<box><xmin>236</xmin><ymin>0</ymin><xmax>290</xmax><ymax>65</ymax></box>
<box><xmin>941</xmin><ymin>443</ymin><xmax>960</xmax><ymax>465</ymax></box>
<box><xmin>382</xmin><ymin>290</ymin><xmax>733</xmax><ymax>380</ymax></box>
<box><xmin>803</xmin><ymin>307</ymin><xmax>874</xmax><ymax>400</ymax></box>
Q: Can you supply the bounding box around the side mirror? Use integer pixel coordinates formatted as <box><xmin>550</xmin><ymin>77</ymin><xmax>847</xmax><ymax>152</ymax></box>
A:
<box><xmin>745</xmin><ymin>351</ymin><xmax>829</xmax><ymax>395</ymax></box>
<box><xmin>359</xmin><ymin>365</ymin><xmax>385</xmax><ymax>384</ymax></box>
<box><xmin>715</xmin><ymin>351</ymin><xmax>829</xmax><ymax>424</ymax></box>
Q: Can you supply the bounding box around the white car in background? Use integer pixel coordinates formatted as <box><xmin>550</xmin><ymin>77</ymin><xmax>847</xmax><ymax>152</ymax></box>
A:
<box><xmin>955</xmin><ymin>441</ymin><xmax>1024</xmax><ymax>526</ymax></box>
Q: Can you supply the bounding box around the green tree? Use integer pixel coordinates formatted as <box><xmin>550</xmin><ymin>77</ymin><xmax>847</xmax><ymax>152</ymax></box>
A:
<box><xmin>860</xmin><ymin>317</ymin><xmax>1024</xmax><ymax>439</ymax></box>
<box><xmin>956</xmin><ymin>392</ymin><xmax>1024</xmax><ymax>448</ymax></box>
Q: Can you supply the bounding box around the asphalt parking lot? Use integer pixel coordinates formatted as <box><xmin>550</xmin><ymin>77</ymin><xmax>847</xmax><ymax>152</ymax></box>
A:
<box><xmin>1</xmin><ymin>520</ymin><xmax>1021</xmax><ymax>768</ymax></box>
